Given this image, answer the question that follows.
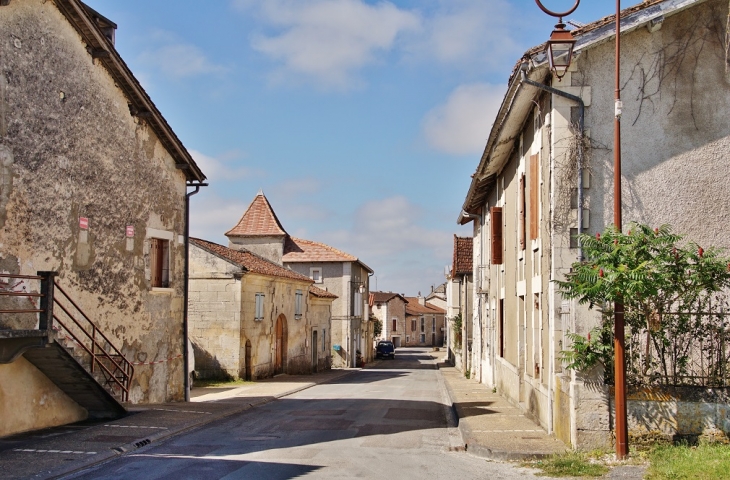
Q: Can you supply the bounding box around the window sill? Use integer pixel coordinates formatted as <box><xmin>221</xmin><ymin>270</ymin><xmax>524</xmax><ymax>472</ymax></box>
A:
<box><xmin>150</xmin><ymin>287</ymin><xmax>174</xmax><ymax>294</ymax></box>
<box><xmin>295</xmin><ymin>315</ymin><xmax>302</xmax><ymax>320</ymax></box>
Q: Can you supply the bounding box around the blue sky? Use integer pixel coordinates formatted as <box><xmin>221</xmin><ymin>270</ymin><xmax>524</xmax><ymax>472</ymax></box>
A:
<box><xmin>85</xmin><ymin>0</ymin><xmax>618</xmax><ymax>295</ymax></box>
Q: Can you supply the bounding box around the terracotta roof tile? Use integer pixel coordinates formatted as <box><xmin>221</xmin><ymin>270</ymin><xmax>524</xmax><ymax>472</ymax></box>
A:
<box><xmin>225</xmin><ymin>192</ymin><xmax>287</xmax><ymax>237</ymax></box>
<box><xmin>309</xmin><ymin>285</ymin><xmax>337</xmax><ymax>299</ymax></box>
<box><xmin>191</xmin><ymin>238</ymin><xmax>311</xmax><ymax>283</ymax></box>
<box><xmin>452</xmin><ymin>235</ymin><xmax>473</xmax><ymax>277</ymax></box>
<box><xmin>283</xmin><ymin>237</ymin><xmax>357</xmax><ymax>263</ymax></box>
<box><xmin>370</xmin><ymin>291</ymin><xmax>406</xmax><ymax>304</ymax></box>
<box><xmin>404</xmin><ymin>297</ymin><xmax>446</xmax><ymax>316</ymax></box>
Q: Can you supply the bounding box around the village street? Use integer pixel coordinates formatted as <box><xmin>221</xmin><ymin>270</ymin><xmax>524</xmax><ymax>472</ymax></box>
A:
<box><xmin>62</xmin><ymin>348</ymin><xmax>546</xmax><ymax>480</ymax></box>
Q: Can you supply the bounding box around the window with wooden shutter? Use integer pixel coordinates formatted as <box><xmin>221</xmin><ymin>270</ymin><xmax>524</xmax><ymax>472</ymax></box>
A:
<box><xmin>530</xmin><ymin>154</ymin><xmax>540</xmax><ymax>240</ymax></box>
<box><xmin>519</xmin><ymin>173</ymin><xmax>526</xmax><ymax>250</ymax></box>
<box><xmin>150</xmin><ymin>238</ymin><xmax>169</xmax><ymax>288</ymax></box>
<box><xmin>490</xmin><ymin>207</ymin><xmax>503</xmax><ymax>265</ymax></box>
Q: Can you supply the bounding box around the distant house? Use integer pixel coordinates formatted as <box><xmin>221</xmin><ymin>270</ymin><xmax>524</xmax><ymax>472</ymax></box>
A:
<box><xmin>446</xmin><ymin>236</ymin><xmax>473</xmax><ymax>371</ymax></box>
<box><xmin>404</xmin><ymin>296</ymin><xmax>446</xmax><ymax>347</ymax></box>
<box><xmin>425</xmin><ymin>283</ymin><xmax>447</xmax><ymax>311</ymax></box>
<box><xmin>0</xmin><ymin>1</ymin><xmax>205</xmax><ymax>437</ymax></box>
<box><xmin>369</xmin><ymin>291</ymin><xmax>408</xmax><ymax>347</ymax></box>
<box><xmin>189</xmin><ymin>238</ymin><xmax>336</xmax><ymax>380</ymax></box>
<box><xmin>224</xmin><ymin>191</ymin><xmax>374</xmax><ymax>368</ymax></box>
<box><xmin>457</xmin><ymin>0</ymin><xmax>730</xmax><ymax>448</ymax></box>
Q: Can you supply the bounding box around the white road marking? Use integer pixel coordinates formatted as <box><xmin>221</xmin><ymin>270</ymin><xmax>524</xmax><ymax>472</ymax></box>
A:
<box><xmin>103</xmin><ymin>425</ymin><xmax>168</xmax><ymax>429</ymax></box>
<box><xmin>14</xmin><ymin>449</ymin><xmax>97</xmax><ymax>455</ymax></box>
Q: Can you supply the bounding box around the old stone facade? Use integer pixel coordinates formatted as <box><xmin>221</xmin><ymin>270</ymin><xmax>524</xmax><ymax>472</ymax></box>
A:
<box><xmin>458</xmin><ymin>0</ymin><xmax>730</xmax><ymax>448</ymax></box>
<box><xmin>446</xmin><ymin>236</ymin><xmax>473</xmax><ymax>371</ymax></box>
<box><xmin>189</xmin><ymin>239</ymin><xmax>336</xmax><ymax>380</ymax></box>
<box><xmin>404</xmin><ymin>296</ymin><xmax>445</xmax><ymax>347</ymax></box>
<box><xmin>0</xmin><ymin>0</ymin><xmax>205</xmax><ymax>436</ymax></box>
<box><xmin>224</xmin><ymin>191</ymin><xmax>375</xmax><ymax>369</ymax></box>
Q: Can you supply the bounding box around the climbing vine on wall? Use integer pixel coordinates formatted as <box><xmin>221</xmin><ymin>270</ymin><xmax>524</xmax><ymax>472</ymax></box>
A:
<box><xmin>625</xmin><ymin>4</ymin><xmax>725</xmax><ymax>128</ymax></box>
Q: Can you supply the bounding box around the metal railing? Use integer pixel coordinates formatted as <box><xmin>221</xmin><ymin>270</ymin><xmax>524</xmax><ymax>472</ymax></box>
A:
<box><xmin>0</xmin><ymin>272</ymin><xmax>134</xmax><ymax>402</ymax></box>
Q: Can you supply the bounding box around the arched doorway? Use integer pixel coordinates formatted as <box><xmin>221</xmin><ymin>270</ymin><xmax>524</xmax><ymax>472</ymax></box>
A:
<box><xmin>245</xmin><ymin>340</ymin><xmax>252</xmax><ymax>381</ymax></box>
<box><xmin>274</xmin><ymin>314</ymin><xmax>288</xmax><ymax>375</ymax></box>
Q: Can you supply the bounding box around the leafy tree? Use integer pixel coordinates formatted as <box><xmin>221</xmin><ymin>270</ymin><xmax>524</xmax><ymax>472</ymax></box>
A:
<box><xmin>372</xmin><ymin>317</ymin><xmax>382</xmax><ymax>338</ymax></box>
<box><xmin>556</xmin><ymin>223</ymin><xmax>730</xmax><ymax>380</ymax></box>
<box><xmin>452</xmin><ymin>313</ymin><xmax>463</xmax><ymax>348</ymax></box>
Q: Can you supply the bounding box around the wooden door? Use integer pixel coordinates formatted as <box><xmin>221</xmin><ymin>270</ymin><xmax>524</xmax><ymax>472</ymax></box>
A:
<box><xmin>245</xmin><ymin>340</ymin><xmax>252</xmax><ymax>381</ymax></box>
<box><xmin>275</xmin><ymin>316</ymin><xmax>284</xmax><ymax>374</ymax></box>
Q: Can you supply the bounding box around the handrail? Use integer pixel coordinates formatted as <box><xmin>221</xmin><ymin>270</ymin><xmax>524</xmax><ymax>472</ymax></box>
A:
<box><xmin>52</xmin><ymin>281</ymin><xmax>134</xmax><ymax>402</ymax></box>
<box><xmin>0</xmin><ymin>273</ymin><xmax>134</xmax><ymax>403</ymax></box>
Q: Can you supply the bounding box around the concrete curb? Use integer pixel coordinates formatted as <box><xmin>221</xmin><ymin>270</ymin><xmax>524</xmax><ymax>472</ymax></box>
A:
<box><xmin>431</xmin><ymin>354</ymin><xmax>556</xmax><ymax>461</ymax></box>
<box><xmin>52</xmin><ymin>369</ymin><xmax>356</xmax><ymax>480</ymax></box>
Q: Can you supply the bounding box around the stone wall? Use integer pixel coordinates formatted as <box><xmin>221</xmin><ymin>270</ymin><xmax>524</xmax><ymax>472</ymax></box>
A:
<box><xmin>0</xmin><ymin>0</ymin><xmax>193</xmax><ymax>428</ymax></box>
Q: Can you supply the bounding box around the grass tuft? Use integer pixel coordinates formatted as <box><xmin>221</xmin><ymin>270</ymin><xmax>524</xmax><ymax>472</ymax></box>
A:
<box><xmin>523</xmin><ymin>451</ymin><xmax>609</xmax><ymax>477</ymax></box>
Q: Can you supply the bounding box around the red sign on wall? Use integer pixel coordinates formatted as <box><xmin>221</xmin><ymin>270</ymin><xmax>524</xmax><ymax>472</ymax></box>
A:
<box><xmin>79</xmin><ymin>217</ymin><xmax>89</xmax><ymax>230</ymax></box>
<box><xmin>126</xmin><ymin>225</ymin><xmax>135</xmax><ymax>237</ymax></box>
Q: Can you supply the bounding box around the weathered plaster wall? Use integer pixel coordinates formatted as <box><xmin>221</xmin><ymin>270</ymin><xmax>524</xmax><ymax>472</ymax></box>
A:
<box><xmin>0</xmin><ymin>0</ymin><xmax>191</xmax><ymax>412</ymax></box>
<box><xmin>309</xmin><ymin>296</ymin><xmax>333</xmax><ymax>371</ymax></box>
<box><xmin>241</xmin><ymin>274</ymin><xmax>312</xmax><ymax>379</ymax></box>
<box><xmin>228</xmin><ymin>236</ymin><xmax>284</xmax><ymax>265</ymax></box>
<box><xmin>0</xmin><ymin>357</ymin><xmax>87</xmax><ymax>436</ymax></box>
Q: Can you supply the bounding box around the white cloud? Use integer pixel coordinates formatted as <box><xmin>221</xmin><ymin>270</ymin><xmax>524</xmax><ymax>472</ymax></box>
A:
<box><xmin>422</xmin><ymin>83</ymin><xmax>506</xmax><ymax>155</ymax></box>
<box><xmin>403</xmin><ymin>0</ymin><xmax>521</xmax><ymax>69</ymax></box>
<box><xmin>190</xmin><ymin>150</ymin><xmax>256</xmax><ymax>182</ymax></box>
<box><xmin>138</xmin><ymin>35</ymin><xmax>226</xmax><ymax>79</ymax></box>
<box><xmin>242</xmin><ymin>0</ymin><xmax>420</xmax><ymax>89</ymax></box>
<box><xmin>189</xmin><ymin>192</ymin><xmax>250</xmax><ymax>242</ymax></box>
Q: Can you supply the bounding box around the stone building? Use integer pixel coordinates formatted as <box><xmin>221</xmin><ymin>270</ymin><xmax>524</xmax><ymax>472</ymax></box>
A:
<box><xmin>404</xmin><ymin>296</ymin><xmax>445</xmax><ymax>347</ymax></box>
<box><xmin>0</xmin><ymin>0</ymin><xmax>205</xmax><ymax>437</ymax></box>
<box><xmin>457</xmin><ymin>0</ymin><xmax>730</xmax><ymax>448</ymax></box>
<box><xmin>188</xmin><ymin>238</ymin><xmax>336</xmax><ymax>380</ymax></box>
<box><xmin>446</xmin><ymin>236</ymin><xmax>473</xmax><ymax>371</ymax></box>
<box><xmin>225</xmin><ymin>191</ymin><xmax>375</xmax><ymax>368</ymax></box>
<box><xmin>369</xmin><ymin>291</ymin><xmax>407</xmax><ymax>346</ymax></box>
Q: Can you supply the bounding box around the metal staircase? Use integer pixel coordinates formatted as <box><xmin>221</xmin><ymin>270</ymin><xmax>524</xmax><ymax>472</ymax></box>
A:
<box><xmin>0</xmin><ymin>272</ymin><xmax>133</xmax><ymax>420</ymax></box>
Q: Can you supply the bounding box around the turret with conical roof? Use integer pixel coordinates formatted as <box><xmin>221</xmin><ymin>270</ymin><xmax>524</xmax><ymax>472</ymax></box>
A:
<box><xmin>225</xmin><ymin>190</ymin><xmax>288</xmax><ymax>264</ymax></box>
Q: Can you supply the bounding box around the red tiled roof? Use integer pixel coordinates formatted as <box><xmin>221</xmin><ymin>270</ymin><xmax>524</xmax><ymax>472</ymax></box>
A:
<box><xmin>452</xmin><ymin>235</ymin><xmax>473</xmax><ymax>277</ymax></box>
<box><xmin>283</xmin><ymin>236</ymin><xmax>357</xmax><ymax>263</ymax></box>
<box><xmin>191</xmin><ymin>238</ymin><xmax>311</xmax><ymax>283</ymax></box>
<box><xmin>404</xmin><ymin>297</ymin><xmax>446</xmax><ymax>316</ymax></box>
<box><xmin>309</xmin><ymin>285</ymin><xmax>338</xmax><ymax>299</ymax></box>
<box><xmin>225</xmin><ymin>191</ymin><xmax>287</xmax><ymax>237</ymax></box>
<box><xmin>370</xmin><ymin>291</ymin><xmax>406</xmax><ymax>304</ymax></box>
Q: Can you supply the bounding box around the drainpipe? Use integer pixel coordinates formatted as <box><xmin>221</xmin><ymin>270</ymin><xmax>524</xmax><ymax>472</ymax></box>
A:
<box><xmin>520</xmin><ymin>66</ymin><xmax>585</xmax><ymax>436</ymax></box>
<box><xmin>184</xmin><ymin>182</ymin><xmax>207</xmax><ymax>402</ymax></box>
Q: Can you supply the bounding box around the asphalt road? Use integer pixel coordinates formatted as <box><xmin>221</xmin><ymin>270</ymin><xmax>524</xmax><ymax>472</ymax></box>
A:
<box><xmin>65</xmin><ymin>348</ymin><xmax>546</xmax><ymax>479</ymax></box>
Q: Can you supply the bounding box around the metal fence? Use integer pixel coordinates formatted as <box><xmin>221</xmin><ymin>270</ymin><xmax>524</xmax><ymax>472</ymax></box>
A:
<box><xmin>625</xmin><ymin>296</ymin><xmax>730</xmax><ymax>387</ymax></box>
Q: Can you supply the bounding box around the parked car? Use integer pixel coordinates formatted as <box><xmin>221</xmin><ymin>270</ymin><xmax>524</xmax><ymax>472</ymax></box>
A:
<box><xmin>376</xmin><ymin>341</ymin><xmax>395</xmax><ymax>359</ymax></box>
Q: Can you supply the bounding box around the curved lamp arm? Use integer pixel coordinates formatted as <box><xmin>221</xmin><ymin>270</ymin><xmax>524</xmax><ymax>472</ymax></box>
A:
<box><xmin>534</xmin><ymin>0</ymin><xmax>580</xmax><ymax>21</ymax></box>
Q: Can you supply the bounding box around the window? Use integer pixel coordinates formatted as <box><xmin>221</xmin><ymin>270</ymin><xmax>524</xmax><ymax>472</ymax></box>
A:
<box><xmin>420</xmin><ymin>317</ymin><xmax>425</xmax><ymax>333</ymax></box>
<box><xmin>295</xmin><ymin>290</ymin><xmax>303</xmax><ymax>319</ymax></box>
<box><xmin>310</xmin><ymin>267</ymin><xmax>323</xmax><ymax>283</ymax></box>
<box><xmin>322</xmin><ymin>329</ymin><xmax>326</xmax><ymax>352</ymax></box>
<box><xmin>150</xmin><ymin>238</ymin><xmax>170</xmax><ymax>288</ymax></box>
<box><xmin>420</xmin><ymin>334</ymin><xmax>426</xmax><ymax>343</ymax></box>
<box><xmin>432</xmin><ymin>319</ymin><xmax>436</xmax><ymax>332</ymax></box>
<box><xmin>406</xmin><ymin>335</ymin><xmax>410</xmax><ymax>343</ymax></box>
<box><xmin>392</xmin><ymin>318</ymin><xmax>397</xmax><ymax>332</ymax></box>
<box><xmin>255</xmin><ymin>293</ymin><xmax>265</xmax><ymax>320</ymax></box>
<box><xmin>411</xmin><ymin>319</ymin><xmax>416</xmax><ymax>332</ymax></box>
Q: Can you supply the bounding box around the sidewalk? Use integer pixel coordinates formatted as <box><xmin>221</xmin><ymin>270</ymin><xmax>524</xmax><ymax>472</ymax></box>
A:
<box><xmin>432</xmin><ymin>350</ymin><xmax>567</xmax><ymax>460</ymax></box>
<box><xmin>0</xmin><ymin>369</ymin><xmax>354</xmax><ymax>480</ymax></box>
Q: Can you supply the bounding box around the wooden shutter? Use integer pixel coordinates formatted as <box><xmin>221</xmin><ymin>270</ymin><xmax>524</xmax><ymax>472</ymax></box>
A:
<box><xmin>490</xmin><ymin>206</ymin><xmax>503</xmax><ymax>265</ymax></box>
<box><xmin>519</xmin><ymin>173</ymin><xmax>526</xmax><ymax>250</ymax></box>
<box><xmin>530</xmin><ymin>154</ymin><xmax>540</xmax><ymax>240</ymax></box>
<box><xmin>150</xmin><ymin>238</ymin><xmax>162</xmax><ymax>287</ymax></box>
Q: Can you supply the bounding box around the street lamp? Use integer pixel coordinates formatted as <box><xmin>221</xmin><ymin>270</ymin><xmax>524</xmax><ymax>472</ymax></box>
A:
<box><xmin>534</xmin><ymin>0</ymin><xmax>629</xmax><ymax>460</ymax></box>
<box><xmin>535</xmin><ymin>0</ymin><xmax>580</xmax><ymax>81</ymax></box>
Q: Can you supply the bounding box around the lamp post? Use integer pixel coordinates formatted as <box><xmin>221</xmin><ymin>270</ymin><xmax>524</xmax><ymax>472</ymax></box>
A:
<box><xmin>534</xmin><ymin>0</ymin><xmax>628</xmax><ymax>459</ymax></box>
